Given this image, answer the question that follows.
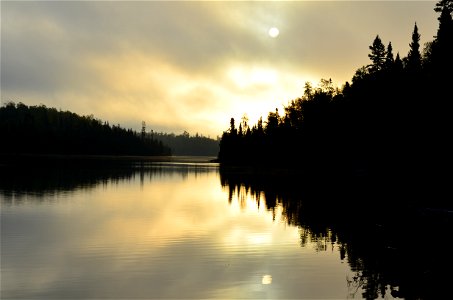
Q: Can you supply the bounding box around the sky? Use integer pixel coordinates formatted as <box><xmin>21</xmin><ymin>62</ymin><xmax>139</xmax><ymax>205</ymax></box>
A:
<box><xmin>1</xmin><ymin>1</ymin><xmax>439</xmax><ymax>138</ymax></box>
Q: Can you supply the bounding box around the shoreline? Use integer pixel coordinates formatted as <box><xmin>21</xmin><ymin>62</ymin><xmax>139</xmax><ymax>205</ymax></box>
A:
<box><xmin>0</xmin><ymin>153</ymin><xmax>218</xmax><ymax>166</ymax></box>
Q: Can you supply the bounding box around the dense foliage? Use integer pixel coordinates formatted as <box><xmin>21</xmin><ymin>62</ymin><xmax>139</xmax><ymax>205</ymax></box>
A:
<box><xmin>219</xmin><ymin>1</ymin><xmax>452</xmax><ymax>188</ymax></box>
<box><xmin>0</xmin><ymin>102</ymin><xmax>171</xmax><ymax>156</ymax></box>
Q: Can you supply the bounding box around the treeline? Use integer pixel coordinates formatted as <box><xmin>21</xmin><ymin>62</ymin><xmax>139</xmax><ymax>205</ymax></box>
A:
<box><xmin>219</xmin><ymin>1</ymin><xmax>452</xmax><ymax>187</ymax></box>
<box><xmin>0</xmin><ymin>102</ymin><xmax>171</xmax><ymax>156</ymax></box>
<box><xmin>151</xmin><ymin>131</ymin><xmax>219</xmax><ymax>156</ymax></box>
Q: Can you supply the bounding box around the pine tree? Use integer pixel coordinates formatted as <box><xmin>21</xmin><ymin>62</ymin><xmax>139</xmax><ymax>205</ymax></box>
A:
<box><xmin>385</xmin><ymin>42</ymin><xmax>395</xmax><ymax>70</ymax></box>
<box><xmin>229</xmin><ymin>118</ymin><xmax>237</xmax><ymax>136</ymax></box>
<box><xmin>394</xmin><ymin>53</ymin><xmax>404</xmax><ymax>72</ymax></box>
<box><xmin>431</xmin><ymin>1</ymin><xmax>453</xmax><ymax>74</ymax></box>
<box><xmin>406</xmin><ymin>23</ymin><xmax>422</xmax><ymax>73</ymax></box>
<box><xmin>421</xmin><ymin>1</ymin><xmax>453</xmax><ymax>74</ymax></box>
<box><xmin>436</xmin><ymin>5</ymin><xmax>453</xmax><ymax>42</ymax></box>
<box><xmin>434</xmin><ymin>0</ymin><xmax>453</xmax><ymax>15</ymax></box>
<box><xmin>368</xmin><ymin>35</ymin><xmax>387</xmax><ymax>73</ymax></box>
<box><xmin>434</xmin><ymin>0</ymin><xmax>453</xmax><ymax>53</ymax></box>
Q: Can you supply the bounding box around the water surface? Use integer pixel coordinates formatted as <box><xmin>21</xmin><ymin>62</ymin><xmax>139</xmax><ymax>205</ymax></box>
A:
<box><xmin>1</xmin><ymin>158</ymin><xmax>451</xmax><ymax>299</ymax></box>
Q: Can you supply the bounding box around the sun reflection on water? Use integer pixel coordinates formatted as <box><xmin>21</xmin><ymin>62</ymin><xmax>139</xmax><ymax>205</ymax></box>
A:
<box><xmin>1</xmin><ymin>164</ymin><xmax>359</xmax><ymax>299</ymax></box>
<box><xmin>262</xmin><ymin>274</ymin><xmax>272</xmax><ymax>285</ymax></box>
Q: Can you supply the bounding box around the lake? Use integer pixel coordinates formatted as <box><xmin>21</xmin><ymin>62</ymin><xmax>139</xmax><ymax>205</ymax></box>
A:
<box><xmin>1</xmin><ymin>157</ymin><xmax>452</xmax><ymax>299</ymax></box>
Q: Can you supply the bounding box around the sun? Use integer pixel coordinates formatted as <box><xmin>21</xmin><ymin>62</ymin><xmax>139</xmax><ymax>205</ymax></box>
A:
<box><xmin>268</xmin><ymin>27</ymin><xmax>279</xmax><ymax>38</ymax></box>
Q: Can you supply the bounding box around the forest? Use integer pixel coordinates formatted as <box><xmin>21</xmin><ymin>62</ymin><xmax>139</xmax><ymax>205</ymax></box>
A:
<box><xmin>151</xmin><ymin>131</ymin><xmax>220</xmax><ymax>156</ymax></box>
<box><xmin>0</xmin><ymin>102</ymin><xmax>171</xmax><ymax>156</ymax></box>
<box><xmin>218</xmin><ymin>1</ymin><xmax>452</xmax><ymax>198</ymax></box>
<box><xmin>0</xmin><ymin>102</ymin><xmax>222</xmax><ymax>157</ymax></box>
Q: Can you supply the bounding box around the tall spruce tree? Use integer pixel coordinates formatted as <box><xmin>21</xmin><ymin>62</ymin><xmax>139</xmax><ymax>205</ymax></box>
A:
<box><xmin>406</xmin><ymin>23</ymin><xmax>422</xmax><ymax>73</ymax></box>
<box><xmin>368</xmin><ymin>35</ymin><xmax>387</xmax><ymax>73</ymax></box>
<box><xmin>385</xmin><ymin>42</ymin><xmax>395</xmax><ymax>70</ymax></box>
<box><xmin>433</xmin><ymin>2</ymin><xmax>453</xmax><ymax>72</ymax></box>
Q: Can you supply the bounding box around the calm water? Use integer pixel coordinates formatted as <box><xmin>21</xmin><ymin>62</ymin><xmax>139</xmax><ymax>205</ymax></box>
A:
<box><xmin>1</xmin><ymin>157</ymin><xmax>452</xmax><ymax>299</ymax></box>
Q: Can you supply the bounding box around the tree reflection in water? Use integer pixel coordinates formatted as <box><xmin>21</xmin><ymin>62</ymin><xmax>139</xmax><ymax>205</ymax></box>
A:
<box><xmin>0</xmin><ymin>156</ymin><xmax>216</xmax><ymax>203</ymax></box>
<box><xmin>1</xmin><ymin>159</ymin><xmax>451</xmax><ymax>299</ymax></box>
<box><xmin>219</xmin><ymin>166</ymin><xmax>453</xmax><ymax>299</ymax></box>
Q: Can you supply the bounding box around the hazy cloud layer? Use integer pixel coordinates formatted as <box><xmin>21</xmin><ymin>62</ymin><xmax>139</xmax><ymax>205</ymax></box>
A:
<box><xmin>1</xmin><ymin>1</ymin><xmax>438</xmax><ymax>136</ymax></box>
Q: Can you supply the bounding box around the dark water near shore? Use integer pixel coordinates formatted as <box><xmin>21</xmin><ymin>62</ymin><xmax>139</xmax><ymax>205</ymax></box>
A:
<box><xmin>1</xmin><ymin>157</ymin><xmax>452</xmax><ymax>299</ymax></box>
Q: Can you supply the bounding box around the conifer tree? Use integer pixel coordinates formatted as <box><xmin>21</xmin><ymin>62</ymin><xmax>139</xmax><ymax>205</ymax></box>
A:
<box><xmin>385</xmin><ymin>42</ymin><xmax>395</xmax><ymax>70</ymax></box>
<box><xmin>426</xmin><ymin>1</ymin><xmax>453</xmax><ymax>76</ymax></box>
<box><xmin>229</xmin><ymin>118</ymin><xmax>237</xmax><ymax>136</ymax></box>
<box><xmin>434</xmin><ymin>0</ymin><xmax>453</xmax><ymax>15</ymax></box>
<box><xmin>394</xmin><ymin>53</ymin><xmax>404</xmax><ymax>72</ymax></box>
<box><xmin>368</xmin><ymin>35</ymin><xmax>387</xmax><ymax>73</ymax></box>
<box><xmin>406</xmin><ymin>23</ymin><xmax>422</xmax><ymax>73</ymax></box>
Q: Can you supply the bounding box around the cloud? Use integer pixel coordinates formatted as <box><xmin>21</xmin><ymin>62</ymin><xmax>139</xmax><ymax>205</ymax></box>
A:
<box><xmin>1</xmin><ymin>1</ymin><xmax>438</xmax><ymax>136</ymax></box>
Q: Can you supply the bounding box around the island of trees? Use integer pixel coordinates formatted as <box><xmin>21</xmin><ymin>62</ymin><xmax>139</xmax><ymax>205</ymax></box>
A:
<box><xmin>218</xmin><ymin>1</ymin><xmax>452</xmax><ymax>201</ymax></box>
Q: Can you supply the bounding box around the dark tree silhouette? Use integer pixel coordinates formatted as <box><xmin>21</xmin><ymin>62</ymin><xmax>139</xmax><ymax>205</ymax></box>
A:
<box><xmin>151</xmin><ymin>131</ymin><xmax>219</xmax><ymax>156</ymax></box>
<box><xmin>384</xmin><ymin>42</ymin><xmax>394</xmax><ymax>70</ymax></box>
<box><xmin>405</xmin><ymin>23</ymin><xmax>422</xmax><ymax>73</ymax></box>
<box><xmin>218</xmin><ymin>0</ymin><xmax>451</xmax><ymax>207</ymax></box>
<box><xmin>432</xmin><ymin>1</ymin><xmax>453</xmax><ymax>72</ymax></box>
<box><xmin>368</xmin><ymin>35</ymin><xmax>387</xmax><ymax>72</ymax></box>
<box><xmin>229</xmin><ymin>118</ymin><xmax>237</xmax><ymax>136</ymax></box>
<box><xmin>434</xmin><ymin>0</ymin><xmax>453</xmax><ymax>14</ymax></box>
<box><xmin>394</xmin><ymin>52</ymin><xmax>404</xmax><ymax>72</ymax></box>
<box><xmin>0</xmin><ymin>102</ymin><xmax>171</xmax><ymax>156</ymax></box>
<box><xmin>217</xmin><ymin>3</ymin><xmax>453</xmax><ymax>298</ymax></box>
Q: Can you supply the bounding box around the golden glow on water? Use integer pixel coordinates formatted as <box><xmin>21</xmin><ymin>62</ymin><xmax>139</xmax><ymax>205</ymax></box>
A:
<box><xmin>79</xmin><ymin>172</ymin><xmax>228</xmax><ymax>251</ymax></box>
<box><xmin>262</xmin><ymin>274</ymin><xmax>273</xmax><ymax>285</ymax></box>
<box><xmin>1</xmin><ymin>166</ymin><xmax>357</xmax><ymax>299</ymax></box>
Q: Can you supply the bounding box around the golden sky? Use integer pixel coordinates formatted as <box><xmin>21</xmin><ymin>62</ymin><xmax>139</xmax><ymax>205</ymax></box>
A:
<box><xmin>1</xmin><ymin>1</ymin><xmax>438</xmax><ymax>137</ymax></box>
